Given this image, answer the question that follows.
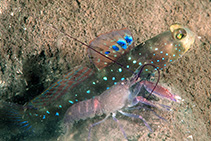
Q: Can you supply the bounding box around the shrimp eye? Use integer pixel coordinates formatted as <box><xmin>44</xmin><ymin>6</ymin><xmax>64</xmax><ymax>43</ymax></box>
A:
<box><xmin>173</xmin><ymin>28</ymin><xmax>187</xmax><ymax>40</ymax></box>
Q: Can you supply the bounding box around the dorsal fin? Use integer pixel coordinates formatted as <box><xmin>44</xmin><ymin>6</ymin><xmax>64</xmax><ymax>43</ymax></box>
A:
<box><xmin>88</xmin><ymin>28</ymin><xmax>134</xmax><ymax>70</ymax></box>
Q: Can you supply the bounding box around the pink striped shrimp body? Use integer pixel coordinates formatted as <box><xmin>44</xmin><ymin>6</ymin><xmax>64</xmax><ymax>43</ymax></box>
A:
<box><xmin>63</xmin><ymin>80</ymin><xmax>131</xmax><ymax>123</ymax></box>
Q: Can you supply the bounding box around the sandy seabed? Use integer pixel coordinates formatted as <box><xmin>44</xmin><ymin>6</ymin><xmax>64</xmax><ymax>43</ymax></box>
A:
<box><xmin>0</xmin><ymin>0</ymin><xmax>210</xmax><ymax>141</ymax></box>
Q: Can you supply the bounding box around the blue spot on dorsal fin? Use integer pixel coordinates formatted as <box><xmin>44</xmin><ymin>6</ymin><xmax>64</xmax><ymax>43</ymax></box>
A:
<box><xmin>117</xmin><ymin>39</ymin><xmax>127</xmax><ymax>49</ymax></box>
<box><xmin>112</xmin><ymin>45</ymin><xmax>119</xmax><ymax>51</ymax></box>
<box><xmin>124</xmin><ymin>35</ymin><xmax>133</xmax><ymax>45</ymax></box>
<box><xmin>105</xmin><ymin>51</ymin><xmax>110</xmax><ymax>55</ymax></box>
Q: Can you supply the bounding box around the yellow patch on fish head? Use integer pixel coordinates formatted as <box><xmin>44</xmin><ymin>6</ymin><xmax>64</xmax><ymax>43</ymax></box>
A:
<box><xmin>170</xmin><ymin>23</ymin><xmax>196</xmax><ymax>53</ymax></box>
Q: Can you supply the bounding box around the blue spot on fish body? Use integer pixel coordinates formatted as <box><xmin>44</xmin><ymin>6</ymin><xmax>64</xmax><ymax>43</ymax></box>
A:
<box><xmin>118</xmin><ymin>68</ymin><xmax>122</xmax><ymax>72</ymax></box>
<box><xmin>69</xmin><ymin>100</ymin><xmax>74</xmax><ymax>104</ymax></box>
<box><xmin>103</xmin><ymin>77</ymin><xmax>107</xmax><ymax>81</ymax></box>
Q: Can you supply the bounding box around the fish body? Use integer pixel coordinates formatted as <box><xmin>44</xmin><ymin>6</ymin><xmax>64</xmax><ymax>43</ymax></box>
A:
<box><xmin>3</xmin><ymin>24</ymin><xmax>196</xmax><ymax>138</ymax></box>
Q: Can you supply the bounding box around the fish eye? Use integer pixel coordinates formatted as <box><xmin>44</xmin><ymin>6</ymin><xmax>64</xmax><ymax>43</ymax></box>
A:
<box><xmin>173</xmin><ymin>28</ymin><xmax>187</xmax><ymax>40</ymax></box>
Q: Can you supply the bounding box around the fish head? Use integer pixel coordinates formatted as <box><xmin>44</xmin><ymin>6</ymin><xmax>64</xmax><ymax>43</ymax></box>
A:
<box><xmin>170</xmin><ymin>23</ymin><xmax>196</xmax><ymax>53</ymax></box>
<box><xmin>140</xmin><ymin>23</ymin><xmax>197</xmax><ymax>70</ymax></box>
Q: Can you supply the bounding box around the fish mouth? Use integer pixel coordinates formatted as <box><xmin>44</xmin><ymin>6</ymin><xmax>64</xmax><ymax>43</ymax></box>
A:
<box><xmin>183</xmin><ymin>28</ymin><xmax>196</xmax><ymax>53</ymax></box>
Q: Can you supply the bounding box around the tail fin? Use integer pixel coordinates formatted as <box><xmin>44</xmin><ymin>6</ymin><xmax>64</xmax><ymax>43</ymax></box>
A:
<box><xmin>0</xmin><ymin>101</ymin><xmax>34</xmax><ymax>134</ymax></box>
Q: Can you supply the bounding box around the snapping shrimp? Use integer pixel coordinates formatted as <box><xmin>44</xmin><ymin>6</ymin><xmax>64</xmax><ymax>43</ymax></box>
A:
<box><xmin>62</xmin><ymin>64</ymin><xmax>181</xmax><ymax>140</ymax></box>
